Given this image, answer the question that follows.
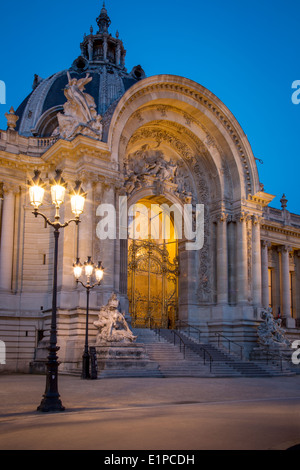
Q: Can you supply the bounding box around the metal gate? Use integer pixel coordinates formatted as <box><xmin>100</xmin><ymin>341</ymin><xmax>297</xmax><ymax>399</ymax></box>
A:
<box><xmin>128</xmin><ymin>239</ymin><xmax>179</xmax><ymax>329</ymax></box>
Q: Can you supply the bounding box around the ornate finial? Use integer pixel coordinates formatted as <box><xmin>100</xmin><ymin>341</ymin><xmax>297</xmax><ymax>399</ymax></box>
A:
<box><xmin>90</xmin><ymin>25</ymin><xmax>93</xmax><ymax>34</ymax></box>
<box><xmin>280</xmin><ymin>194</ymin><xmax>288</xmax><ymax>210</ymax></box>
<box><xmin>5</xmin><ymin>106</ymin><xmax>19</xmax><ymax>131</ymax></box>
<box><xmin>116</xmin><ymin>30</ymin><xmax>119</xmax><ymax>38</ymax></box>
<box><xmin>96</xmin><ymin>1</ymin><xmax>111</xmax><ymax>33</ymax></box>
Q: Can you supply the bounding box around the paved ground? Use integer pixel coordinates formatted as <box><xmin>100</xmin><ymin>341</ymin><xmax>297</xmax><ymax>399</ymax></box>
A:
<box><xmin>0</xmin><ymin>373</ymin><xmax>300</xmax><ymax>450</ymax></box>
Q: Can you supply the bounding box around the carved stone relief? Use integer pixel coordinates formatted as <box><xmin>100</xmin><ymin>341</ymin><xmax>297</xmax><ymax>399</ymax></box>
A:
<box><xmin>124</xmin><ymin>146</ymin><xmax>195</xmax><ymax>203</ymax></box>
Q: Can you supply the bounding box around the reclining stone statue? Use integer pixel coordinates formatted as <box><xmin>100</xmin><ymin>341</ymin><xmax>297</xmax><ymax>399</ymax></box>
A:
<box><xmin>94</xmin><ymin>293</ymin><xmax>137</xmax><ymax>345</ymax></box>
<box><xmin>257</xmin><ymin>307</ymin><xmax>291</xmax><ymax>348</ymax></box>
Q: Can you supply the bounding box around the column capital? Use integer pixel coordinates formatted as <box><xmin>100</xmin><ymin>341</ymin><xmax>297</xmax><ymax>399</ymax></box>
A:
<box><xmin>2</xmin><ymin>181</ymin><xmax>19</xmax><ymax>195</ymax></box>
<box><xmin>213</xmin><ymin>211</ymin><xmax>229</xmax><ymax>223</ymax></box>
<box><xmin>252</xmin><ymin>214</ymin><xmax>263</xmax><ymax>225</ymax></box>
<box><xmin>261</xmin><ymin>239</ymin><xmax>271</xmax><ymax>249</ymax></box>
<box><xmin>76</xmin><ymin>171</ymin><xmax>98</xmax><ymax>187</ymax></box>
<box><xmin>277</xmin><ymin>244</ymin><xmax>293</xmax><ymax>254</ymax></box>
<box><xmin>233</xmin><ymin>211</ymin><xmax>251</xmax><ymax>223</ymax></box>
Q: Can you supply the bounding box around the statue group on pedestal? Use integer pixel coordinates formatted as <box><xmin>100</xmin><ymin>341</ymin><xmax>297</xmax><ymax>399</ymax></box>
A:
<box><xmin>57</xmin><ymin>72</ymin><xmax>103</xmax><ymax>140</ymax></box>
<box><xmin>257</xmin><ymin>307</ymin><xmax>291</xmax><ymax>348</ymax></box>
<box><xmin>94</xmin><ymin>293</ymin><xmax>137</xmax><ymax>344</ymax></box>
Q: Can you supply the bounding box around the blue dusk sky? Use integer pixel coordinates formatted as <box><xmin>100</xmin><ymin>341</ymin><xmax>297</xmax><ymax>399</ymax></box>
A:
<box><xmin>0</xmin><ymin>0</ymin><xmax>299</xmax><ymax>213</ymax></box>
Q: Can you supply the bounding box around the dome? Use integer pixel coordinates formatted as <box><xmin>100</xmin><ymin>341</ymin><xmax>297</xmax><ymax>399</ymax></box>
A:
<box><xmin>15</xmin><ymin>5</ymin><xmax>146</xmax><ymax>141</ymax></box>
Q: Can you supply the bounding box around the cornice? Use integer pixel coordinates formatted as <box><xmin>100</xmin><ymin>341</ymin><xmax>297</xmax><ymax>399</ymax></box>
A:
<box><xmin>42</xmin><ymin>134</ymin><xmax>110</xmax><ymax>163</ymax></box>
<box><xmin>261</xmin><ymin>220</ymin><xmax>300</xmax><ymax>239</ymax></box>
<box><xmin>248</xmin><ymin>191</ymin><xmax>276</xmax><ymax>208</ymax></box>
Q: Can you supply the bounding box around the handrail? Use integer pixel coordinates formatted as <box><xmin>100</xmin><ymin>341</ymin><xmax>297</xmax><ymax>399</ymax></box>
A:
<box><xmin>215</xmin><ymin>333</ymin><xmax>244</xmax><ymax>360</ymax></box>
<box><xmin>256</xmin><ymin>346</ymin><xmax>283</xmax><ymax>372</ymax></box>
<box><xmin>176</xmin><ymin>320</ymin><xmax>201</xmax><ymax>343</ymax></box>
<box><xmin>155</xmin><ymin>328</ymin><xmax>186</xmax><ymax>358</ymax></box>
<box><xmin>155</xmin><ymin>328</ymin><xmax>213</xmax><ymax>372</ymax></box>
<box><xmin>199</xmin><ymin>346</ymin><xmax>213</xmax><ymax>373</ymax></box>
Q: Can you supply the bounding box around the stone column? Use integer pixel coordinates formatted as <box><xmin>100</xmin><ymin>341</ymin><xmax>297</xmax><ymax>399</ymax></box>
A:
<box><xmin>280</xmin><ymin>245</ymin><xmax>295</xmax><ymax>327</ymax></box>
<box><xmin>235</xmin><ymin>212</ymin><xmax>249</xmax><ymax>304</ymax></box>
<box><xmin>100</xmin><ymin>182</ymin><xmax>116</xmax><ymax>292</ymax></box>
<box><xmin>103</xmin><ymin>36</ymin><xmax>108</xmax><ymax>61</ymax></box>
<box><xmin>252</xmin><ymin>215</ymin><xmax>262</xmax><ymax>307</ymax></box>
<box><xmin>0</xmin><ymin>185</ymin><xmax>16</xmax><ymax>291</ymax></box>
<box><xmin>78</xmin><ymin>181</ymin><xmax>94</xmax><ymax>262</ymax></box>
<box><xmin>216</xmin><ymin>213</ymin><xmax>228</xmax><ymax>305</ymax></box>
<box><xmin>261</xmin><ymin>240</ymin><xmax>270</xmax><ymax>308</ymax></box>
<box><xmin>295</xmin><ymin>251</ymin><xmax>300</xmax><ymax>325</ymax></box>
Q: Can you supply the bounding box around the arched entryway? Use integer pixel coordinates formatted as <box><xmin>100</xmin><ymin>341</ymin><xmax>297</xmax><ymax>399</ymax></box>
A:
<box><xmin>127</xmin><ymin>196</ymin><xmax>179</xmax><ymax>329</ymax></box>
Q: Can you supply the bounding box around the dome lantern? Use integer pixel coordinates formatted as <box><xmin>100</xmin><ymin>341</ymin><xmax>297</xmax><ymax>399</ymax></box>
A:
<box><xmin>96</xmin><ymin>2</ymin><xmax>111</xmax><ymax>34</ymax></box>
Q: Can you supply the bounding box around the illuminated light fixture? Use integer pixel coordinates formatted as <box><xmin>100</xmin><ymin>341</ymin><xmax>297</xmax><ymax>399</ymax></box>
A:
<box><xmin>95</xmin><ymin>261</ymin><xmax>104</xmax><ymax>283</ymax></box>
<box><xmin>73</xmin><ymin>256</ymin><xmax>104</xmax><ymax>380</ymax></box>
<box><xmin>70</xmin><ymin>180</ymin><xmax>87</xmax><ymax>218</ymax></box>
<box><xmin>29</xmin><ymin>170</ymin><xmax>45</xmax><ymax>210</ymax></box>
<box><xmin>84</xmin><ymin>256</ymin><xmax>94</xmax><ymax>278</ymax></box>
<box><xmin>73</xmin><ymin>258</ymin><xmax>83</xmax><ymax>280</ymax></box>
<box><xmin>28</xmin><ymin>168</ymin><xmax>85</xmax><ymax>412</ymax></box>
<box><xmin>50</xmin><ymin>169</ymin><xmax>67</xmax><ymax>207</ymax></box>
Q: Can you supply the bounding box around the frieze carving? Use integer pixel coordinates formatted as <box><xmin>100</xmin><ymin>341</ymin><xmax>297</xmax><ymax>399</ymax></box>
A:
<box><xmin>129</xmin><ymin>127</ymin><xmax>194</xmax><ymax>161</ymax></box>
<box><xmin>124</xmin><ymin>146</ymin><xmax>194</xmax><ymax>201</ymax></box>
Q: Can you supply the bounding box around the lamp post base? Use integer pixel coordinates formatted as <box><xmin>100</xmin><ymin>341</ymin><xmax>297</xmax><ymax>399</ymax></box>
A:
<box><xmin>82</xmin><ymin>352</ymin><xmax>91</xmax><ymax>380</ymax></box>
<box><xmin>37</xmin><ymin>395</ymin><xmax>65</xmax><ymax>413</ymax></box>
<box><xmin>37</xmin><ymin>353</ymin><xmax>65</xmax><ymax>413</ymax></box>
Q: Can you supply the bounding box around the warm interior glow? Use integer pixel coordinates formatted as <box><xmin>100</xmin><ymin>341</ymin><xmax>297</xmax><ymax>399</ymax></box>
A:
<box><xmin>29</xmin><ymin>185</ymin><xmax>45</xmax><ymax>209</ymax></box>
<box><xmin>128</xmin><ymin>196</ymin><xmax>178</xmax><ymax>329</ymax></box>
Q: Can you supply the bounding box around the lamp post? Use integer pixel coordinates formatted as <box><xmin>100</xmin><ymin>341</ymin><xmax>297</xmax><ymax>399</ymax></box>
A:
<box><xmin>73</xmin><ymin>257</ymin><xmax>104</xmax><ymax>379</ymax></box>
<box><xmin>29</xmin><ymin>169</ymin><xmax>86</xmax><ymax>412</ymax></box>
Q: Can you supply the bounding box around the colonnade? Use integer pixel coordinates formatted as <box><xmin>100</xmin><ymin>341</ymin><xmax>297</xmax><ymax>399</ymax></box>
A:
<box><xmin>0</xmin><ymin>185</ymin><xmax>299</xmax><ymax>329</ymax></box>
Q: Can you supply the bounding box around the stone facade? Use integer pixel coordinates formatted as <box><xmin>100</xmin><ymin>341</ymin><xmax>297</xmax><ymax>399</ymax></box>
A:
<box><xmin>1</xmin><ymin>5</ymin><xmax>300</xmax><ymax>372</ymax></box>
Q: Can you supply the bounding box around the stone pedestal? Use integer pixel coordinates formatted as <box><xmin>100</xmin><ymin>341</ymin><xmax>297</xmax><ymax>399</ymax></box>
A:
<box><xmin>95</xmin><ymin>342</ymin><xmax>161</xmax><ymax>377</ymax></box>
<box><xmin>285</xmin><ymin>317</ymin><xmax>296</xmax><ymax>329</ymax></box>
<box><xmin>30</xmin><ymin>339</ymin><xmax>50</xmax><ymax>374</ymax></box>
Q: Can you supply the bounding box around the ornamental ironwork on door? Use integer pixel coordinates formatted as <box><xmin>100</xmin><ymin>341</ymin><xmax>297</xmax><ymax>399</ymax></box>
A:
<box><xmin>128</xmin><ymin>239</ymin><xmax>179</xmax><ymax>329</ymax></box>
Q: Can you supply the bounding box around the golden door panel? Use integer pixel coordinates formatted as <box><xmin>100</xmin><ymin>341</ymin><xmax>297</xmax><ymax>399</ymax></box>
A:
<box><xmin>128</xmin><ymin>239</ymin><xmax>178</xmax><ymax>329</ymax></box>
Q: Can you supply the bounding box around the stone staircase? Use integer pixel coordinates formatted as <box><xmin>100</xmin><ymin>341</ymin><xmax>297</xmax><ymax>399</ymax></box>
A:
<box><xmin>174</xmin><ymin>330</ymin><xmax>294</xmax><ymax>378</ymax></box>
<box><xmin>133</xmin><ymin>328</ymin><xmax>214</xmax><ymax>378</ymax></box>
<box><xmin>61</xmin><ymin>327</ymin><xmax>294</xmax><ymax>379</ymax></box>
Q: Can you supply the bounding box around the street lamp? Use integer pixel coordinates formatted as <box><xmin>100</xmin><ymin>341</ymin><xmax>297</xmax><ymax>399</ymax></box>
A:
<box><xmin>73</xmin><ymin>257</ymin><xmax>104</xmax><ymax>379</ymax></box>
<box><xmin>28</xmin><ymin>169</ymin><xmax>86</xmax><ymax>412</ymax></box>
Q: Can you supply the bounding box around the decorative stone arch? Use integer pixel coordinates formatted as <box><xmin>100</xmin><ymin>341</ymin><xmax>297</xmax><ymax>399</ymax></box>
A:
<box><xmin>108</xmin><ymin>74</ymin><xmax>260</xmax><ymax>203</ymax></box>
<box><xmin>108</xmin><ymin>75</ymin><xmax>262</xmax><ymax>326</ymax></box>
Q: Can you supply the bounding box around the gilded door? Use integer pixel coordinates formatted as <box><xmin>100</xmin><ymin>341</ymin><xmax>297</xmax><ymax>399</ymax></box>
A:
<box><xmin>128</xmin><ymin>239</ymin><xmax>179</xmax><ymax>329</ymax></box>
